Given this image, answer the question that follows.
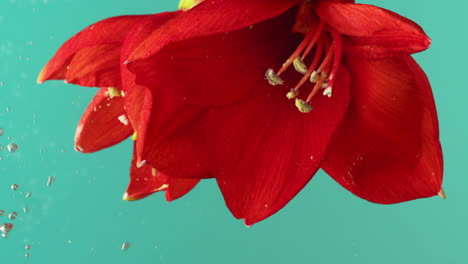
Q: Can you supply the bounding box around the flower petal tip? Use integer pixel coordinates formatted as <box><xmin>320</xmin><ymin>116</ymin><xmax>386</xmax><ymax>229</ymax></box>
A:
<box><xmin>122</xmin><ymin>192</ymin><xmax>137</xmax><ymax>201</ymax></box>
<box><xmin>74</xmin><ymin>144</ymin><xmax>85</xmax><ymax>153</ymax></box>
<box><xmin>37</xmin><ymin>67</ymin><xmax>46</xmax><ymax>84</ymax></box>
<box><xmin>438</xmin><ymin>189</ymin><xmax>446</xmax><ymax>200</ymax></box>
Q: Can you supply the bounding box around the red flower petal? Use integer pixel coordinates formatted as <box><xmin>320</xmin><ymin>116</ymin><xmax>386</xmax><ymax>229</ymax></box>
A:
<box><xmin>166</xmin><ymin>177</ymin><xmax>200</xmax><ymax>202</ymax></box>
<box><xmin>65</xmin><ymin>44</ymin><xmax>121</xmax><ymax>87</ymax></box>
<box><xmin>128</xmin><ymin>0</ymin><xmax>300</xmax><ymax>62</ymax></box>
<box><xmin>207</xmin><ymin>66</ymin><xmax>351</xmax><ymax>225</ymax></box>
<box><xmin>125</xmin><ymin>154</ymin><xmax>169</xmax><ymax>201</ymax></box>
<box><xmin>75</xmin><ymin>87</ymin><xmax>133</xmax><ymax>153</ymax></box>
<box><xmin>315</xmin><ymin>2</ymin><xmax>430</xmax><ymax>59</ymax></box>
<box><xmin>322</xmin><ymin>56</ymin><xmax>443</xmax><ymax>203</ymax></box>
<box><xmin>139</xmin><ymin>89</ymin><xmax>212</xmax><ymax>179</ymax></box>
<box><xmin>124</xmin><ymin>149</ymin><xmax>199</xmax><ymax>201</ymax></box>
<box><xmin>38</xmin><ymin>15</ymin><xmax>145</xmax><ymax>84</ymax></box>
<box><xmin>127</xmin><ymin>8</ymin><xmax>300</xmax><ymax>106</ymax></box>
<box><xmin>120</xmin><ymin>12</ymin><xmax>180</xmax><ymax>161</ymax></box>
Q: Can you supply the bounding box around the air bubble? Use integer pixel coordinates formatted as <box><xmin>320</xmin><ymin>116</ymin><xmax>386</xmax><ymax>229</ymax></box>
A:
<box><xmin>7</xmin><ymin>143</ymin><xmax>18</xmax><ymax>153</ymax></box>
<box><xmin>8</xmin><ymin>212</ymin><xmax>18</xmax><ymax>220</ymax></box>
<box><xmin>47</xmin><ymin>176</ymin><xmax>55</xmax><ymax>186</ymax></box>
<box><xmin>0</xmin><ymin>223</ymin><xmax>13</xmax><ymax>233</ymax></box>
<box><xmin>121</xmin><ymin>241</ymin><xmax>131</xmax><ymax>251</ymax></box>
<box><xmin>0</xmin><ymin>128</ymin><xmax>4</xmax><ymax>136</ymax></box>
<box><xmin>25</xmin><ymin>245</ymin><xmax>31</xmax><ymax>250</ymax></box>
<box><xmin>26</xmin><ymin>192</ymin><xmax>32</xmax><ymax>198</ymax></box>
<box><xmin>11</xmin><ymin>184</ymin><xmax>19</xmax><ymax>191</ymax></box>
<box><xmin>0</xmin><ymin>210</ymin><xmax>4</xmax><ymax>216</ymax></box>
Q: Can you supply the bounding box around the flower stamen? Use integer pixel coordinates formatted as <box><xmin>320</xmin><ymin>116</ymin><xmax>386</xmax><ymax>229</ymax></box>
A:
<box><xmin>265</xmin><ymin>69</ymin><xmax>284</xmax><ymax>86</ymax></box>
<box><xmin>264</xmin><ymin>20</ymin><xmax>343</xmax><ymax>113</ymax></box>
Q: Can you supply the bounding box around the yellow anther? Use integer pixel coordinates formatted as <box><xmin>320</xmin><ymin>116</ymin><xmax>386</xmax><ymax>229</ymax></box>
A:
<box><xmin>131</xmin><ymin>131</ymin><xmax>138</xmax><ymax>141</ymax></box>
<box><xmin>265</xmin><ymin>69</ymin><xmax>284</xmax><ymax>86</ymax></box>
<box><xmin>309</xmin><ymin>71</ymin><xmax>319</xmax><ymax>83</ymax></box>
<box><xmin>286</xmin><ymin>89</ymin><xmax>299</xmax><ymax>99</ymax></box>
<box><xmin>295</xmin><ymin>98</ymin><xmax>313</xmax><ymax>113</ymax></box>
<box><xmin>293</xmin><ymin>57</ymin><xmax>308</xmax><ymax>74</ymax></box>
<box><xmin>178</xmin><ymin>0</ymin><xmax>203</xmax><ymax>10</ymax></box>
<box><xmin>319</xmin><ymin>71</ymin><xmax>328</xmax><ymax>80</ymax></box>
<box><xmin>107</xmin><ymin>87</ymin><xmax>121</xmax><ymax>98</ymax></box>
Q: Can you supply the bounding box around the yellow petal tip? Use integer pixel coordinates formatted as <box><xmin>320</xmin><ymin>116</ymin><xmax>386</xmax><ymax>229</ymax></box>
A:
<box><xmin>438</xmin><ymin>188</ymin><xmax>446</xmax><ymax>199</ymax></box>
<box><xmin>178</xmin><ymin>0</ymin><xmax>202</xmax><ymax>10</ymax></box>
<box><xmin>37</xmin><ymin>67</ymin><xmax>46</xmax><ymax>84</ymax></box>
<box><xmin>122</xmin><ymin>192</ymin><xmax>137</xmax><ymax>201</ymax></box>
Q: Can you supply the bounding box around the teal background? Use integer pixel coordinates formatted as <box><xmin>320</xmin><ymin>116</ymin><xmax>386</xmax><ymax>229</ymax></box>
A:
<box><xmin>0</xmin><ymin>0</ymin><xmax>465</xmax><ymax>263</ymax></box>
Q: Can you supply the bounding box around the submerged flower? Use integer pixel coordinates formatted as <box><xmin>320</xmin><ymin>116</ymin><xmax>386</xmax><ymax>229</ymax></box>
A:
<box><xmin>39</xmin><ymin>0</ymin><xmax>443</xmax><ymax>225</ymax></box>
<box><xmin>38</xmin><ymin>12</ymin><xmax>200</xmax><ymax>202</ymax></box>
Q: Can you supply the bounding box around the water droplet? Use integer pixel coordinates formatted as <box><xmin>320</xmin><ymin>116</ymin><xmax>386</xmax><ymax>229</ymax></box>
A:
<box><xmin>25</xmin><ymin>245</ymin><xmax>31</xmax><ymax>250</ymax></box>
<box><xmin>0</xmin><ymin>210</ymin><xmax>4</xmax><ymax>216</ymax></box>
<box><xmin>0</xmin><ymin>145</ymin><xmax>4</xmax><ymax>151</ymax></box>
<box><xmin>0</xmin><ymin>128</ymin><xmax>4</xmax><ymax>136</ymax></box>
<box><xmin>2</xmin><ymin>233</ymin><xmax>9</xmax><ymax>238</ymax></box>
<box><xmin>121</xmin><ymin>241</ymin><xmax>131</xmax><ymax>251</ymax></box>
<box><xmin>26</xmin><ymin>192</ymin><xmax>32</xmax><ymax>198</ymax></box>
<box><xmin>24</xmin><ymin>253</ymin><xmax>30</xmax><ymax>257</ymax></box>
<box><xmin>47</xmin><ymin>176</ymin><xmax>55</xmax><ymax>186</ymax></box>
<box><xmin>7</xmin><ymin>143</ymin><xmax>18</xmax><ymax>153</ymax></box>
<box><xmin>23</xmin><ymin>208</ymin><xmax>28</xmax><ymax>213</ymax></box>
<box><xmin>8</xmin><ymin>212</ymin><xmax>18</xmax><ymax>220</ymax></box>
<box><xmin>11</xmin><ymin>184</ymin><xmax>19</xmax><ymax>191</ymax></box>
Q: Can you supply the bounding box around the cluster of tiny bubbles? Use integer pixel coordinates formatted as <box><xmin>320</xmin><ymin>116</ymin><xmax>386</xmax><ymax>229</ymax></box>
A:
<box><xmin>24</xmin><ymin>244</ymin><xmax>31</xmax><ymax>257</ymax></box>
<box><xmin>1</xmin><ymin>182</ymin><xmax>32</xmax><ymax>240</ymax></box>
<box><xmin>0</xmin><ymin>127</ymin><xmax>20</xmax><ymax>160</ymax></box>
<box><xmin>0</xmin><ymin>180</ymin><xmax>37</xmax><ymax>258</ymax></box>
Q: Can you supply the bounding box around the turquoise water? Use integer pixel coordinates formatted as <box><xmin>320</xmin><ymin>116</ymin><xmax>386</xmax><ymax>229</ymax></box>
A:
<box><xmin>0</xmin><ymin>0</ymin><xmax>466</xmax><ymax>263</ymax></box>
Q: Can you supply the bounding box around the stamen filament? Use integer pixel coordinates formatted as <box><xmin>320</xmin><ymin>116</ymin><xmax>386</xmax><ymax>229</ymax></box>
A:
<box><xmin>301</xmin><ymin>20</ymin><xmax>325</xmax><ymax>60</ymax></box>
<box><xmin>264</xmin><ymin>16</ymin><xmax>343</xmax><ymax>113</ymax></box>
<box><xmin>277</xmin><ymin>23</ymin><xmax>318</xmax><ymax>75</ymax></box>
<box><xmin>324</xmin><ymin>29</ymin><xmax>342</xmax><ymax>90</ymax></box>
<box><xmin>306</xmin><ymin>77</ymin><xmax>326</xmax><ymax>103</ymax></box>
<box><xmin>293</xmin><ymin>39</ymin><xmax>324</xmax><ymax>90</ymax></box>
<box><xmin>317</xmin><ymin>41</ymin><xmax>335</xmax><ymax>74</ymax></box>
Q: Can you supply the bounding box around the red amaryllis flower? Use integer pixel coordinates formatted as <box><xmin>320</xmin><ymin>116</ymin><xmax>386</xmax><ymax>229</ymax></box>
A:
<box><xmin>125</xmin><ymin>0</ymin><xmax>444</xmax><ymax>224</ymax></box>
<box><xmin>40</xmin><ymin>0</ymin><xmax>444</xmax><ymax>226</ymax></box>
<box><xmin>38</xmin><ymin>12</ymin><xmax>200</xmax><ymax>202</ymax></box>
